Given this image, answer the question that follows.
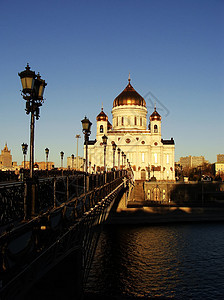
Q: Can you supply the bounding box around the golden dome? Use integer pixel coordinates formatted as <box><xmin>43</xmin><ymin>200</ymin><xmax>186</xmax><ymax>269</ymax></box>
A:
<box><xmin>150</xmin><ymin>107</ymin><xmax>161</xmax><ymax>121</ymax></box>
<box><xmin>113</xmin><ymin>78</ymin><xmax>146</xmax><ymax>108</ymax></box>
<box><xmin>96</xmin><ymin>108</ymin><xmax>108</xmax><ymax>121</ymax></box>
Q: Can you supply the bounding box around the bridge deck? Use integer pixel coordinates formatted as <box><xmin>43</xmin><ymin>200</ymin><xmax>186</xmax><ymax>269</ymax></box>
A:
<box><xmin>0</xmin><ymin>171</ymin><xmax>128</xmax><ymax>299</ymax></box>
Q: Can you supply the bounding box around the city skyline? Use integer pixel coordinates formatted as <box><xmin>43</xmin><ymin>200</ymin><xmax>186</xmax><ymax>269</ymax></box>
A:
<box><xmin>0</xmin><ymin>0</ymin><xmax>223</xmax><ymax>167</ymax></box>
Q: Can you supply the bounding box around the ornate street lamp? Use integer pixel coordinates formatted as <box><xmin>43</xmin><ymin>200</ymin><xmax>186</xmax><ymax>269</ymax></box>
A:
<box><xmin>45</xmin><ymin>148</ymin><xmax>49</xmax><ymax>170</ymax></box>
<box><xmin>124</xmin><ymin>154</ymin><xmax>126</xmax><ymax>169</ymax></box>
<box><xmin>112</xmin><ymin>143</ymin><xmax>117</xmax><ymax>170</ymax></box>
<box><xmin>102</xmin><ymin>134</ymin><xmax>108</xmax><ymax>171</ymax></box>
<box><xmin>60</xmin><ymin>151</ymin><xmax>64</xmax><ymax>169</ymax></box>
<box><xmin>117</xmin><ymin>148</ymin><xmax>121</xmax><ymax>170</ymax></box>
<box><xmin>121</xmin><ymin>151</ymin><xmax>124</xmax><ymax>170</ymax></box>
<box><xmin>76</xmin><ymin>134</ymin><xmax>81</xmax><ymax>170</ymax></box>
<box><xmin>81</xmin><ymin>116</ymin><xmax>92</xmax><ymax>173</ymax></box>
<box><xmin>19</xmin><ymin>64</ymin><xmax>47</xmax><ymax>219</ymax></box>
<box><xmin>60</xmin><ymin>151</ymin><xmax>64</xmax><ymax>176</ymax></box>
<box><xmin>19</xmin><ymin>64</ymin><xmax>47</xmax><ymax>179</ymax></box>
<box><xmin>21</xmin><ymin>143</ymin><xmax>28</xmax><ymax>169</ymax></box>
<box><xmin>71</xmin><ymin>154</ymin><xmax>74</xmax><ymax>169</ymax></box>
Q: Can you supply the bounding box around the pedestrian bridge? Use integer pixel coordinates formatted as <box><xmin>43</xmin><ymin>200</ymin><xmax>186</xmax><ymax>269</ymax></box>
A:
<box><xmin>0</xmin><ymin>170</ymin><xmax>129</xmax><ymax>299</ymax></box>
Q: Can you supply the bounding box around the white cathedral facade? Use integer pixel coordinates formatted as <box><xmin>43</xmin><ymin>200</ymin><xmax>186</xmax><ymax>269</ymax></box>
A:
<box><xmin>87</xmin><ymin>78</ymin><xmax>175</xmax><ymax>181</ymax></box>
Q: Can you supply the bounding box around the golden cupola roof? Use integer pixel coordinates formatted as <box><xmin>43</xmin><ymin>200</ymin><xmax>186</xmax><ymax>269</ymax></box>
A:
<box><xmin>150</xmin><ymin>106</ymin><xmax>161</xmax><ymax>121</ymax></box>
<box><xmin>113</xmin><ymin>77</ymin><xmax>146</xmax><ymax>108</ymax></box>
<box><xmin>96</xmin><ymin>107</ymin><xmax>108</xmax><ymax>121</ymax></box>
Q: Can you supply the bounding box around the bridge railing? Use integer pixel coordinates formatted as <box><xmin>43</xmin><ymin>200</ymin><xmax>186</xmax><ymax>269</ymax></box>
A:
<box><xmin>0</xmin><ymin>172</ymin><xmax>128</xmax><ymax>298</ymax></box>
<box><xmin>0</xmin><ymin>170</ymin><xmax>126</xmax><ymax>230</ymax></box>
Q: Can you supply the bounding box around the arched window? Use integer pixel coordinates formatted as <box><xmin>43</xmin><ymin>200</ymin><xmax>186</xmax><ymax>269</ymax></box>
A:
<box><xmin>100</xmin><ymin>125</ymin><xmax>103</xmax><ymax>133</ymax></box>
<box><xmin>116</xmin><ymin>117</ymin><xmax>118</xmax><ymax>126</ymax></box>
<box><xmin>121</xmin><ymin>117</ymin><xmax>124</xmax><ymax>126</ymax></box>
<box><xmin>134</xmin><ymin>116</ymin><xmax>137</xmax><ymax>125</ymax></box>
<box><xmin>154</xmin><ymin>124</ymin><xmax>158</xmax><ymax>133</ymax></box>
<box><xmin>140</xmin><ymin>117</ymin><xmax>142</xmax><ymax>126</ymax></box>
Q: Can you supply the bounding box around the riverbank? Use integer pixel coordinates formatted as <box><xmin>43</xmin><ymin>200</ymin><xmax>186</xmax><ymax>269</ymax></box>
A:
<box><xmin>106</xmin><ymin>206</ymin><xmax>224</xmax><ymax>225</ymax></box>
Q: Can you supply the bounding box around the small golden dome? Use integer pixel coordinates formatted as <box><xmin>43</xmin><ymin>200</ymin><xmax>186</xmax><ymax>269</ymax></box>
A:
<box><xmin>150</xmin><ymin>107</ymin><xmax>161</xmax><ymax>121</ymax></box>
<box><xmin>96</xmin><ymin>108</ymin><xmax>108</xmax><ymax>121</ymax></box>
<box><xmin>113</xmin><ymin>78</ymin><xmax>146</xmax><ymax>108</ymax></box>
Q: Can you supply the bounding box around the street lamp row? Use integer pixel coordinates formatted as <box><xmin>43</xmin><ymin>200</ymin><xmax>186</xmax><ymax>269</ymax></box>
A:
<box><xmin>81</xmin><ymin>116</ymin><xmax>131</xmax><ymax>173</ymax></box>
<box><xmin>21</xmin><ymin>144</ymin><xmax>66</xmax><ymax>171</ymax></box>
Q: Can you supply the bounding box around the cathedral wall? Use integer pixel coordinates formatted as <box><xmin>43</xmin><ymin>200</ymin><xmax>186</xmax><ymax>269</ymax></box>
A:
<box><xmin>88</xmin><ymin>134</ymin><xmax>175</xmax><ymax>181</ymax></box>
<box><xmin>112</xmin><ymin>105</ymin><xmax>147</xmax><ymax>131</ymax></box>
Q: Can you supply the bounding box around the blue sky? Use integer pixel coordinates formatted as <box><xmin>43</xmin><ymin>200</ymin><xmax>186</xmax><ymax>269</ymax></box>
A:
<box><xmin>0</xmin><ymin>0</ymin><xmax>223</xmax><ymax>166</ymax></box>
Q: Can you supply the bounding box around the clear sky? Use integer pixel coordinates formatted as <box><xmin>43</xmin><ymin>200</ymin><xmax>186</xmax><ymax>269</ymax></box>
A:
<box><xmin>0</xmin><ymin>0</ymin><xmax>223</xmax><ymax>167</ymax></box>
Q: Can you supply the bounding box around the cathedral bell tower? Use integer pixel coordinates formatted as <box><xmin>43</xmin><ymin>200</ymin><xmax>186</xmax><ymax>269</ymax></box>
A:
<box><xmin>96</xmin><ymin>106</ymin><xmax>108</xmax><ymax>139</ymax></box>
<box><xmin>150</xmin><ymin>105</ymin><xmax>161</xmax><ymax>137</ymax></box>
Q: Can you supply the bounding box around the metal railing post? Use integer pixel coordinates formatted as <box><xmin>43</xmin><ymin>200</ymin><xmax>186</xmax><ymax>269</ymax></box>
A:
<box><xmin>24</xmin><ymin>181</ymin><xmax>28</xmax><ymax>220</ymax></box>
<box><xmin>54</xmin><ymin>177</ymin><xmax>57</xmax><ymax>207</ymax></box>
<box><xmin>67</xmin><ymin>176</ymin><xmax>69</xmax><ymax>201</ymax></box>
<box><xmin>31</xmin><ymin>182</ymin><xmax>36</xmax><ymax>217</ymax></box>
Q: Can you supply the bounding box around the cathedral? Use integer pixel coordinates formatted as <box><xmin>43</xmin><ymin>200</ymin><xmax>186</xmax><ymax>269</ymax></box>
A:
<box><xmin>88</xmin><ymin>77</ymin><xmax>175</xmax><ymax>181</ymax></box>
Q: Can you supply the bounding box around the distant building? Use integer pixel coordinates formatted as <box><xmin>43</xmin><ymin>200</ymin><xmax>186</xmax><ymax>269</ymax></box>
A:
<box><xmin>67</xmin><ymin>156</ymin><xmax>84</xmax><ymax>171</ymax></box>
<box><xmin>179</xmin><ymin>156</ymin><xmax>191</xmax><ymax>168</ymax></box>
<box><xmin>214</xmin><ymin>154</ymin><xmax>224</xmax><ymax>180</ymax></box>
<box><xmin>179</xmin><ymin>155</ymin><xmax>208</xmax><ymax>168</ymax></box>
<box><xmin>35</xmin><ymin>161</ymin><xmax>55</xmax><ymax>170</ymax></box>
<box><xmin>0</xmin><ymin>143</ymin><xmax>13</xmax><ymax>170</ymax></box>
<box><xmin>215</xmin><ymin>163</ymin><xmax>224</xmax><ymax>174</ymax></box>
<box><xmin>20</xmin><ymin>161</ymin><xmax>55</xmax><ymax>170</ymax></box>
<box><xmin>217</xmin><ymin>154</ymin><xmax>224</xmax><ymax>163</ymax></box>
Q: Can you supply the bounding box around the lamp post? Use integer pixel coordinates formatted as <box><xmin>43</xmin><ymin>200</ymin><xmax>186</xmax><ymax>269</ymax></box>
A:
<box><xmin>60</xmin><ymin>151</ymin><xmax>64</xmax><ymax>175</ymax></box>
<box><xmin>81</xmin><ymin>116</ymin><xmax>92</xmax><ymax>173</ymax></box>
<box><xmin>76</xmin><ymin>134</ymin><xmax>81</xmax><ymax>170</ymax></box>
<box><xmin>121</xmin><ymin>151</ymin><xmax>124</xmax><ymax>170</ymax></box>
<box><xmin>112</xmin><ymin>143</ymin><xmax>117</xmax><ymax>170</ymax></box>
<box><xmin>21</xmin><ymin>143</ymin><xmax>28</xmax><ymax>169</ymax></box>
<box><xmin>124</xmin><ymin>154</ymin><xmax>126</xmax><ymax>169</ymax></box>
<box><xmin>102</xmin><ymin>135</ymin><xmax>108</xmax><ymax>172</ymax></box>
<box><xmin>60</xmin><ymin>151</ymin><xmax>64</xmax><ymax>168</ymax></box>
<box><xmin>117</xmin><ymin>148</ymin><xmax>121</xmax><ymax>170</ymax></box>
<box><xmin>45</xmin><ymin>148</ymin><xmax>49</xmax><ymax>170</ymax></box>
<box><xmin>19</xmin><ymin>64</ymin><xmax>47</xmax><ymax>179</ymax></box>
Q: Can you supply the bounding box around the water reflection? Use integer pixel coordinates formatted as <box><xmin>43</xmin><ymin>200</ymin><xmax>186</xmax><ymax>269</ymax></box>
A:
<box><xmin>86</xmin><ymin>223</ymin><xmax>224</xmax><ymax>299</ymax></box>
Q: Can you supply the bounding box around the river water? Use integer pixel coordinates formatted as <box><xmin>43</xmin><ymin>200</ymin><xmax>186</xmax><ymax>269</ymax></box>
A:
<box><xmin>85</xmin><ymin>223</ymin><xmax>224</xmax><ymax>299</ymax></box>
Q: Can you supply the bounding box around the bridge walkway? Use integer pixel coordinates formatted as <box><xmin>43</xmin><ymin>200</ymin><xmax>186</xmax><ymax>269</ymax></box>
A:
<box><xmin>0</xmin><ymin>171</ymin><xmax>129</xmax><ymax>299</ymax></box>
